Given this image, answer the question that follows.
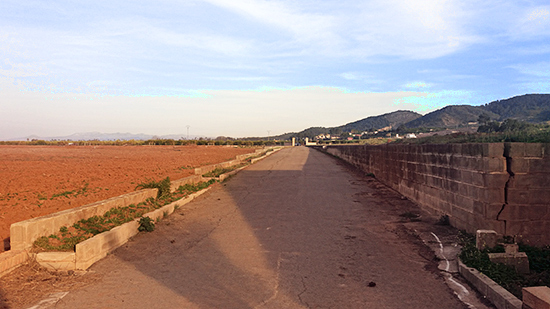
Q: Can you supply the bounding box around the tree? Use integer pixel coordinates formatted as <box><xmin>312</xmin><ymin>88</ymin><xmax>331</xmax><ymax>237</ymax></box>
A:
<box><xmin>477</xmin><ymin>113</ymin><xmax>491</xmax><ymax>125</ymax></box>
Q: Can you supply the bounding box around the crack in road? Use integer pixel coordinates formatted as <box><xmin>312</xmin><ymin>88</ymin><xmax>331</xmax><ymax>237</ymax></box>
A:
<box><xmin>297</xmin><ymin>276</ymin><xmax>310</xmax><ymax>308</ymax></box>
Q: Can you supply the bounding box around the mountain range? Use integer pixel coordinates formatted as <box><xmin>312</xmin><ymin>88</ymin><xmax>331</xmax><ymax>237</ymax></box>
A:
<box><xmin>272</xmin><ymin>93</ymin><xmax>550</xmax><ymax>139</ymax></box>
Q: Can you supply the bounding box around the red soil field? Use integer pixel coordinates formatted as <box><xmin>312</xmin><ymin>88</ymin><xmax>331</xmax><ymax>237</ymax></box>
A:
<box><xmin>0</xmin><ymin>145</ymin><xmax>256</xmax><ymax>251</ymax></box>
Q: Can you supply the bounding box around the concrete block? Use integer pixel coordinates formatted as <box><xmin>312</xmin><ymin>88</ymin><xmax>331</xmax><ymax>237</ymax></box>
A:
<box><xmin>36</xmin><ymin>252</ymin><xmax>76</xmax><ymax>271</ymax></box>
<box><xmin>477</xmin><ymin>229</ymin><xmax>498</xmax><ymax>250</ymax></box>
<box><xmin>488</xmin><ymin>252</ymin><xmax>530</xmax><ymax>274</ymax></box>
<box><xmin>75</xmin><ymin>220</ymin><xmax>139</xmax><ymax>270</ymax></box>
<box><xmin>0</xmin><ymin>250</ymin><xmax>29</xmax><ymax>277</ymax></box>
<box><xmin>171</xmin><ymin>175</ymin><xmax>203</xmax><ymax>192</ymax></box>
<box><xmin>10</xmin><ymin>189</ymin><xmax>156</xmax><ymax>251</ymax></box>
<box><xmin>523</xmin><ymin>286</ymin><xmax>550</xmax><ymax>309</ymax></box>
<box><xmin>458</xmin><ymin>260</ymin><xmax>522</xmax><ymax>309</ymax></box>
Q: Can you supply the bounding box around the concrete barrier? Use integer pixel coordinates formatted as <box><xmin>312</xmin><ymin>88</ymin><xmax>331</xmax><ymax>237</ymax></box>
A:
<box><xmin>194</xmin><ymin>159</ymin><xmax>243</xmax><ymax>176</ymax></box>
<box><xmin>35</xmin><ymin>187</ymin><xmax>211</xmax><ymax>271</ymax></box>
<box><xmin>10</xmin><ymin>189</ymin><xmax>158</xmax><ymax>251</ymax></box>
<box><xmin>195</xmin><ymin>147</ymin><xmax>281</xmax><ymax>175</ymax></box>
<box><xmin>458</xmin><ymin>259</ymin><xmax>522</xmax><ymax>309</ymax></box>
<box><xmin>171</xmin><ymin>175</ymin><xmax>204</xmax><ymax>192</ymax></box>
<box><xmin>0</xmin><ymin>249</ymin><xmax>28</xmax><ymax>276</ymax></box>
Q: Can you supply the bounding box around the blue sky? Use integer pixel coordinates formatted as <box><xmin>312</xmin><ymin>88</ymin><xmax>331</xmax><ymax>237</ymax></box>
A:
<box><xmin>1</xmin><ymin>0</ymin><xmax>549</xmax><ymax>139</ymax></box>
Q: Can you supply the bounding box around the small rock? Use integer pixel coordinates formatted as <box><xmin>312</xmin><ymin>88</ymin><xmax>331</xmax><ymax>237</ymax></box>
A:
<box><xmin>170</xmin><ymin>239</ymin><xmax>175</xmax><ymax>243</ymax></box>
<box><xmin>368</xmin><ymin>281</ymin><xmax>376</xmax><ymax>287</ymax></box>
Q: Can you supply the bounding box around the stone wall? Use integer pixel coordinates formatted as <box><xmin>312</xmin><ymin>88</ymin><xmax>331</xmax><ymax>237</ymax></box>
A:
<box><xmin>311</xmin><ymin>143</ymin><xmax>550</xmax><ymax>246</ymax></box>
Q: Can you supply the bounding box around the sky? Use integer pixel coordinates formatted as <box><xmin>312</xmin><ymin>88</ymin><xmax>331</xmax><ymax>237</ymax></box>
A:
<box><xmin>1</xmin><ymin>0</ymin><xmax>549</xmax><ymax>139</ymax></box>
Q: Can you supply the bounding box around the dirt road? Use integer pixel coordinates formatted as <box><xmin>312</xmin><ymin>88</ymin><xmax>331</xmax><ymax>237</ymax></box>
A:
<box><xmin>37</xmin><ymin>147</ymin><xmax>469</xmax><ymax>308</ymax></box>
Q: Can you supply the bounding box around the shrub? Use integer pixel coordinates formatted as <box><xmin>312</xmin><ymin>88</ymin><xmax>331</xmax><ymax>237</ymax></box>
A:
<box><xmin>138</xmin><ymin>217</ymin><xmax>155</xmax><ymax>232</ymax></box>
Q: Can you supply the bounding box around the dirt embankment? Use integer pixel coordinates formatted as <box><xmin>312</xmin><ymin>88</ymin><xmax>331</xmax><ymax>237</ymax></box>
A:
<box><xmin>0</xmin><ymin>145</ymin><xmax>256</xmax><ymax>251</ymax></box>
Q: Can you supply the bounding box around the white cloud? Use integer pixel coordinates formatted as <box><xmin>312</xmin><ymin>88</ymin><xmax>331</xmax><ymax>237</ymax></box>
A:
<box><xmin>512</xmin><ymin>6</ymin><xmax>550</xmax><ymax>39</ymax></box>
<box><xmin>404</xmin><ymin>81</ymin><xmax>433</xmax><ymax>89</ymax></box>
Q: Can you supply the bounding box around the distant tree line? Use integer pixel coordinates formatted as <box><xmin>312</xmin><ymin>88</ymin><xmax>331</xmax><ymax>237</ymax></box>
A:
<box><xmin>0</xmin><ymin>139</ymin><xmax>285</xmax><ymax>146</ymax></box>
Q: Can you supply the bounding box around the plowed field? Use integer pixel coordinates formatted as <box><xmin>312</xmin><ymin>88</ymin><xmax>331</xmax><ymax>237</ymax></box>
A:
<box><xmin>0</xmin><ymin>145</ymin><xmax>256</xmax><ymax>251</ymax></box>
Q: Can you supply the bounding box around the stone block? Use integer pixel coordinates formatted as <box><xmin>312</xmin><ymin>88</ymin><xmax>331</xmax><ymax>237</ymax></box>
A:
<box><xmin>499</xmin><ymin>205</ymin><xmax>549</xmax><ymax>221</ymax></box>
<box><xmin>472</xmin><ymin>172</ymin><xmax>485</xmax><ymax>187</ymax></box>
<box><xmin>456</xmin><ymin>195</ymin><xmax>475</xmax><ymax>213</ymax></box>
<box><xmin>529</xmin><ymin>190</ymin><xmax>550</xmax><ymax>205</ymax></box>
<box><xmin>510</xmin><ymin>158</ymin><xmax>529</xmax><ymax>174</ymax></box>
<box><xmin>484</xmin><ymin>173</ymin><xmax>509</xmax><ymax>188</ymax></box>
<box><xmin>477</xmin><ymin>229</ymin><xmax>498</xmax><ymax>250</ymax></box>
<box><xmin>523</xmin><ymin>286</ymin><xmax>550</xmax><ymax>309</ymax></box>
<box><xmin>483</xmin><ymin>218</ymin><xmax>508</xmax><ymax>235</ymax></box>
<box><xmin>36</xmin><ymin>252</ymin><xmax>76</xmax><ymax>271</ymax></box>
<box><xmin>482</xmin><ymin>188</ymin><xmax>505</xmax><ymax>204</ymax></box>
<box><xmin>488</xmin><ymin>252</ymin><xmax>530</xmax><ymax>274</ymax></box>
<box><xmin>503</xmin><ymin>243</ymin><xmax>518</xmax><ymax>254</ymax></box>
<box><xmin>512</xmin><ymin>174</ymin><xmax>550</xmax><ymax>189</ymax></box>
<box><xmin>483</xmin><ymin>157</ymin><xmax>506</xmax><ymax>173</ymax></box>
<box><xmin>528</xmin><ymin>158</ymin><xmax>550</xmax><ymax>173</ymax></box>
<box><xmin>484</xmin><ymin>203</ymin><xmax>504</xmax><ymax>219</ymax></box>
<box><xmin>507</xmin><ymin>189</ymin><xmax>530</xmax><ymax>205</ymax></box>
<box><xmin>484</xmin><ymin>143</ymin><xmax>505</xmax><ymax>158</ymax></box>
<box><xmin>452</xmin><ymin>208</ymin><xmax>471</xmax><ymax>229</ymax></box>
<box><xmin>524</xmin><ymin>143</ymin><xmax>544</xmax><ymax>158</ymax></box>
<box><xmin>507</xmin><ymin>143</ymin><xmax>526</xmax><ymax>157</ymax></box>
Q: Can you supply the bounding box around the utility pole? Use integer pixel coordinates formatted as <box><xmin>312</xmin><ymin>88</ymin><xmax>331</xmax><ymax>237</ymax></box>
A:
<box><xmin>267</xmin><ymin>130</ymin><xmax>271</xmax><ymax>141</ymax></box>
<box><xmin>186</xmin><ymin>125</ymin><xmax>190</xmax><ymax>140</ymax></box>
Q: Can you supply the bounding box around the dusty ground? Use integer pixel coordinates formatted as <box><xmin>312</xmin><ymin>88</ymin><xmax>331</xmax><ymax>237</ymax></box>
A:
<box><xmin>0</xmin><ymin>145</ymin><xmax>256</xmax><ymax>251</ymax></box>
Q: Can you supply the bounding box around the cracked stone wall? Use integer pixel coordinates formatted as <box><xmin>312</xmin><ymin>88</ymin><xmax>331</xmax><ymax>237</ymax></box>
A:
<box><xmin>312</xmin><ymin>143</ymin><xmax>550</xmax><ymax>246</ymax></box>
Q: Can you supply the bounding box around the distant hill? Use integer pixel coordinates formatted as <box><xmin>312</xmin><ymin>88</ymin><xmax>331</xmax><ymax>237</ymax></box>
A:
<box><xmin>271</xmin><ymin>111</ymin><xmax>421</xmax><ymax>139</ymax></box>
<box><xmin>403</xmin><ymin>105</ymin><xmax>499</xmax><ymax>129</ymax></box>
<box><xmin>403</xmin><ymin>94</ymin><xmax>550</xmax><ymax>129</ymax></box>
<box><xmin>339</xmin><ymin>110</ymin><xmax>421</xmax><ymax>132</ymax></box>
<box><xmin>482</xmin><ymin>94</ymin><xmax>550</xmax><ymax>122</ymax></box>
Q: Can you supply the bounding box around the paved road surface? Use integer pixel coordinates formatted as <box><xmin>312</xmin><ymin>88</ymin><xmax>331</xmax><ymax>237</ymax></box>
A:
<box><xmin>54</xmin><ymin>147</ymin><xmax>467</xmax><ymax>308</ymax></box>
